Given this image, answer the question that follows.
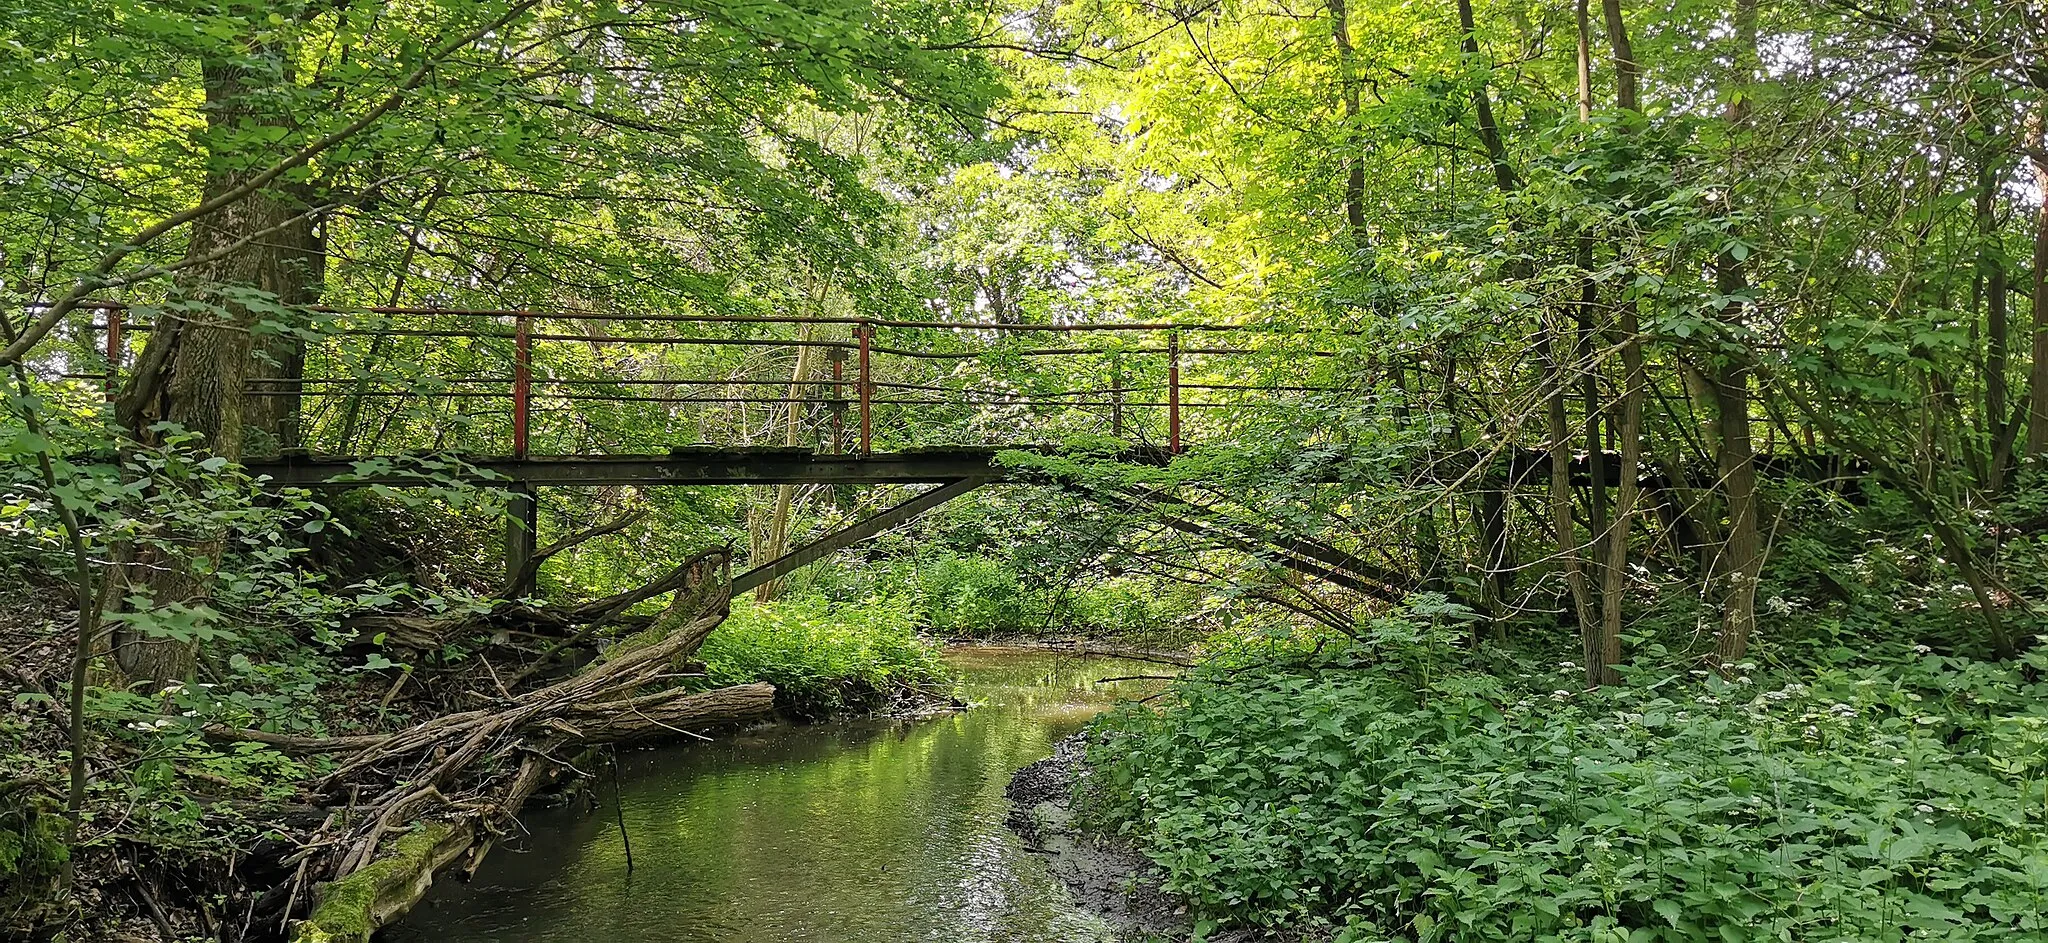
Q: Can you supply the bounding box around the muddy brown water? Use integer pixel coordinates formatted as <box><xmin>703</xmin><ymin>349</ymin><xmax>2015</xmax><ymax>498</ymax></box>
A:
<box><xmin>386</xmin><ymin>646</ymin><xmax>1169</xmax><ymax>943</ymax></box>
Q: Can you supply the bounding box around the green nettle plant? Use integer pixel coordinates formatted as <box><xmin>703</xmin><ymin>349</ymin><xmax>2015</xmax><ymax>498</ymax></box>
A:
<box><xmin>696</xmin><ymin>595</ymin><xmax>952</xmax><ymax>717</ymax></box>
<box><xmin>1084</xmin><ymin>623</ymin><xmax>2048</xmax><ymax>941</ymax></box>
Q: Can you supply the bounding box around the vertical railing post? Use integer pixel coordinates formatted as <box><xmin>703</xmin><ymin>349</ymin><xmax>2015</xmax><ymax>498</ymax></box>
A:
<box><xmin>505</xmin><ymin>312</ymin><xmax>536</xmax><ymax>596</ymax></box>
<box><xmin>1167</xmin><ymin>331</ymin><xmax>1181</xmax><ymax>454</ymax></box>
<box><xmin>857</xmin><ymin>322</ymin><xmax>872</xmax><ymax>456</ymax></box>
<box><xmin>827</xmin><ymin>345</ymin><xmax>848</xmax><ymax>454</ymax></box>
<box><xmin>1111</xmin><ymin>352</ymin><xmax>1125</xmax><ymax>440</ymax></box>
<box><xmin>103</xmin><ymin>306</ymin><xmax>124</xmax><ymax>401</ymax></box>
<box><xmin>512</xmin><ymin>313</ymin><xmax>531</xmax><ymax>459</ymax></box>
<box><xmin>504</xmin><ymin>484</ymin><xmax>538</xmax><ymax>596</ymax></box>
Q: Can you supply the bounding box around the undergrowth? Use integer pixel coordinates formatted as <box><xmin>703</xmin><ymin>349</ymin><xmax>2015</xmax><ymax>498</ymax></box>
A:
<box><xmin>1082</xmin><ymin>605</ymin><xmax>2048</xmax><ymax>942</ymax></box>
<box><xmin>697</xmin><ymin>595</ymin><xmax>953</xmax><ymax>718</ymax></box>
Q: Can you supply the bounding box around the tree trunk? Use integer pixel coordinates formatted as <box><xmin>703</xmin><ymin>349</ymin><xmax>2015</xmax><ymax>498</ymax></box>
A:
<box><xmin>754</xmin><ymin>318</ymin><xmax>822</xmax><ymax>601</ymax></box>
<box><xmin>1978</xmin><ymin>145</ymin><xmax>2011</xmax><ymax>492</ymax></box>
<box><xmin>2026</xmin><ymin>106</ymin><xmax>2048</xmax><ymax>458</ymax></box>
<box><xmin>1452</xmin><ymin>0</ymin><xmax>1518</xmax><ymax>628</ymax></box>
<box><xmin>1325</xmin><ymin>0</ymin><xmax>1369</xmax><ymax>255</ymax></box>
<box><xmin>1574</xmin><ymin>244</ymin><xmax>1609</xmax><ymax>680</ymax></box>
<box><xmin>241</xmin><ymin>203</ymin><xmax>326</xmax><ymax>454</ymax></box>
<box><xmin>1591</xmin><ymin>0</ymin><xmax>1640</xmax><ymax>685</ymax></box>
<box><xmin>1545</xmin><ymin>325</ymin><xmax>1597</xmax><ymax>642</ymax></box>
<box><xmin>1545</xmin><ymin>0</ymin><xmax>1599</xmax><ymax>653</ymax></box>
<box><xmin>1710</xmin><ymin>0</ymin><xmax>1763</xmax><ymax>665</ymax></box>
<box><xmin>1601</xmin><ymin>0</ymin><xmax>1639</xmax><ymax>111</ymax></box>
<box><xmin>109</xmin><ymin>54</ymin><xmax>316</xmax><ymax>687</ymax></box>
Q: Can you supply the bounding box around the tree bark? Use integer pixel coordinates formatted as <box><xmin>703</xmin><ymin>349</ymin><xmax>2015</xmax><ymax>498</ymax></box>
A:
<box><xmin>1977</xmin><ymin>143</ymin><xmax>2012</xmax><ymax>492</ymax></box>
<box><xmin>1545</xmin><ymin>327</ymin><xmax>1598</xmax><ymax>643</ymax></box>
<box><xmin>756</xmin><ymin>325</ymin><xmax>821</xmax><ymax>601</ymax></box>
<box><xmin>1326</xmin><ymin>0</ymin><xmax>1369</xmax><ymax>255</ymax></box>
<box><xmin>2026</xmin><ymin>106</ymin><xmax>2048</xmax><ymax>458</ymax></box>
<box><xmin>1601</xmin><ymin>0</ymin><xmax>1639</xmax><ymax>111</ymax></box>
<box><xmin>1547</xmin><ymin>0</ymin><xmax>1599</xmax><ymax>654</ymax></box>
<box><xmin>241</xmin><ymin>200</ymin><xmax>326</xmax><ymax>454</ymax></box>
<box><xmin>1574</xmin><ymin>243</ymin><xmax>1609</xmax><ymax>678</ymax></box>
<box><xmin>1710</xmin><ymin>0</ymin><xmax>1763</xmax><ymax>665</ymax></box>
<box><xmin>1592</xmin><ymin>0</ymin><xmax>1640</xmax><ymax>685</ymax></box>
<box><xmin>109</xmin><ymin>53</ymin><xmax>320</xmax><ymax>687</ymax></box>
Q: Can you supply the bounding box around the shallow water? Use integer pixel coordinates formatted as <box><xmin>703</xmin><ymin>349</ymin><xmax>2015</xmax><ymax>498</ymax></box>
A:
<box><xmin>386</xmin><ymin>646</ymin><xmax>1168</xmax><ymax>943</ymax></box>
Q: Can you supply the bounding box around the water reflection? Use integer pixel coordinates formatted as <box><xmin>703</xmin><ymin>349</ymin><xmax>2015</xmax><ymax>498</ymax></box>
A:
<box><xmin>388</xmin><ymin>647</ymin><xmax>1165</xmax><ymax>943</ymax></box>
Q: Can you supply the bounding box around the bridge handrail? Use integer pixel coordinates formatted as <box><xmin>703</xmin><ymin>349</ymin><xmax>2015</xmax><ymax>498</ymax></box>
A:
<box><xmin>54</xmin><ymin>301</ymin><xmax>1363</xmax><ymax>457</ymax></box>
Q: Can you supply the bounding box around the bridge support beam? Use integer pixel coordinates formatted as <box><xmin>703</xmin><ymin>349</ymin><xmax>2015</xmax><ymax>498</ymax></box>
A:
<box><xmin>733</xmin><ymin>477</ymin><xmax>987</xmax><ymax>595</ymax></box>
<box><xmin>1093</xmin><ymin>486</ymin><xmax>1411</xmax><ymax>602</ymax></box>
<box><xmin>504</xmin><ymin>483</ymin><xmax>539</xmax><ymax>597</ymax></box>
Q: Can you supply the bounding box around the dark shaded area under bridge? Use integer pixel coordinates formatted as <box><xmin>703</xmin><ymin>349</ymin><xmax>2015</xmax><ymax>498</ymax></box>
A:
<box><xmin>244</xmin><ymin>445</ymin><xmax>1181</xmax><ymax>487</ymax></box>
<box><xmin>245</xmin><ymin>444</ymin><xmax>1838</xmax><ymax>601</ymax></box>
<box><xmin>243</xmin><ymin>445</ymin><xmax>1851</xmax><ymax>490</ymax></box>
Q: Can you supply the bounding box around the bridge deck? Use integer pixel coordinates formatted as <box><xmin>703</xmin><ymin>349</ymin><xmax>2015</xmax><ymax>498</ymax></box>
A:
<box><xmin>247</xmin><ymin>446</ymin><xmax>1180</xmax><ymax>487</ymax></box>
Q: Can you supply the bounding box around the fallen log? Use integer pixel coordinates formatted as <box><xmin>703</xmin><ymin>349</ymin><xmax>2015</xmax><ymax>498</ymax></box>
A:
<box><xmin>277</xmin><ymin>547</ymin><xmax>774</xmax><ymax>937</ymax></box>
<box><xmin>560</xmin><ymin>682</ymin><xmax>777</xmax><ymax>743</ymax></box>
<box><xmin>290</xmin><ymin>821</ymin><xmax>473</xmax><ymax>943</ymax></box>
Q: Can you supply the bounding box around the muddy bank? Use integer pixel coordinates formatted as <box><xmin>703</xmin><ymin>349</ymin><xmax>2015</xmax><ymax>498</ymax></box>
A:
<box><xmin>1006</xmin><ymin>734</ymin><xmax>1249</xmax><ymax>943</ymax></box>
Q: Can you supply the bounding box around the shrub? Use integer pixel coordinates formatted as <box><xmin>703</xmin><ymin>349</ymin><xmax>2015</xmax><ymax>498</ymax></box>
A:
<box><xmin>0</xmin><ymin>779</ymin><xmax>68</xmax><ymax>928</ymax></box>
<box><xmin>909</xmin><ymin>549</ymin><xmax>1192</xmax><ymax>639</ymax></box>
<box><xmin>1084</xmin><ymin>635</ymin><xmax>2048</xmax><ymax>941</ymax></box>
<box><xmin>697</xmin><ymin>595</ymin><xmax>952</xmax><ymax>717</ymax></box>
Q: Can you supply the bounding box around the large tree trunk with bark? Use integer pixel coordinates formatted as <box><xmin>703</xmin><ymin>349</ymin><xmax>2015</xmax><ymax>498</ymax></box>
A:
<box><xmin>108</xmin><ymin>54</ymin><xmax>323</xmax><ymax>687</ymax></box>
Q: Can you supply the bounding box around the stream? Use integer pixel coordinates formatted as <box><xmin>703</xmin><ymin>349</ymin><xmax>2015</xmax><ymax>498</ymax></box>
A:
<box><xmin>386</xmin><ymin>646</ymin><xmax>1168</xmax><ymax>943</ymax></box>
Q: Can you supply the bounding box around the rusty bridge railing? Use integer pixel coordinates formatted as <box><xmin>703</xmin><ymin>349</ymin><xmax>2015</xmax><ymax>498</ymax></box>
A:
<box><xmin>62</xmin><ymin>302</ymin><xmax>1364</xmax><ymax>458</ymax></box>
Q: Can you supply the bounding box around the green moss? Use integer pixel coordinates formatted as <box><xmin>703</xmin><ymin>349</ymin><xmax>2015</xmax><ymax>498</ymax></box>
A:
<box><xmin>599</xmin><ymin>579</ymin><xmax>723</xmax><ymax>665</ymax></box>
<box><xmin>293</xmin><ymin>822</ymin><xmax>465</xmax><ymax>943</ymax></box>
<box><xmin>0</xmin><ymin>781</ymin><xmax>69</xmax><ymax>932</ymax></box>
<box><xmin>0</xmin><ymin>779</ymin><xmax>70</xmax><ymax>934</ymax></box>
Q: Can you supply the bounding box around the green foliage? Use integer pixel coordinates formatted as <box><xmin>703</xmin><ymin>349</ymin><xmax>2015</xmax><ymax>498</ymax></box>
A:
<box><xmin>697</xmin><ymin>595</ymin><xmax>952</xmax><ymax>718</ymax></box>
<box><xmin>911</xmin><ymin>551</ymin><xmax>1040</xmax><ymax>635</ymax></box>
<box><xmin>891</xmin><ymin>550</ymin><xmax>1177</xmax><ymax>639</ymax></box>
<box><xmin>0</xmin><ymin>780</ymin><xmax>68</xmax><ymax>911</ymax></box>
<box><xmin>1085</xmin><ymin>632</ymin><xmax>2048</xmax><ymax>940</ymax></box>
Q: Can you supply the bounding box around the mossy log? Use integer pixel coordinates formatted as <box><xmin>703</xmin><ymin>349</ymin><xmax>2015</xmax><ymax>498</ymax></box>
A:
<box><xmin>291</xmin><ymin>822</ymin><xmax>473</xmax><ymax>943</ymax></box>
